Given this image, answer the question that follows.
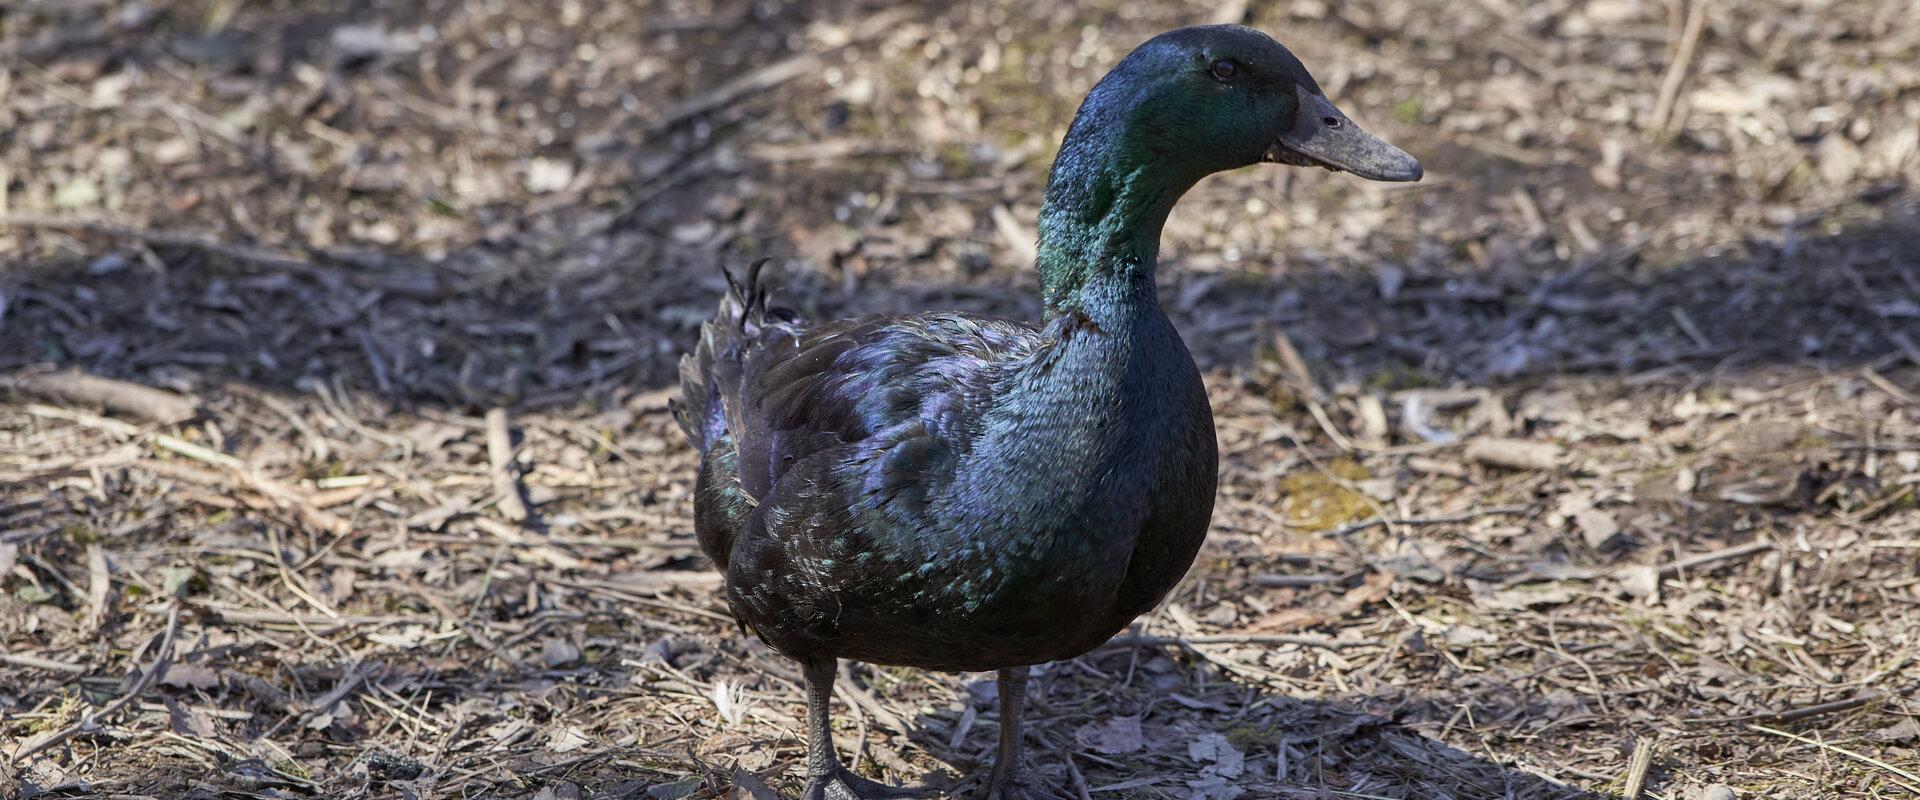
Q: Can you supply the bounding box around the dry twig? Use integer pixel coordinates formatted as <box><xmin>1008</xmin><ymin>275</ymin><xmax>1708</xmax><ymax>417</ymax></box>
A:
<box><xmin>486</xmin><ymin>407</ymin><xmax>531</xmax><ymax>523</ymax></box>
<box><xmin>0</xmin><ymin>653</ymin><xmax>88</xmax><ymax>674</ymax></box>
<box><xmin>1326</xmin><ymin>506</ymin><xmax>1532</xmax><ymax>537</ymax></box>
<box><xmin>1099</xmin><ymin>632</ymin><xmax>1370</xmax><ymax>651</ymax></box>
<box><xmin>1650</xmin><ymin>0</ymin><xmax>1709</xmax><ymax>134</ymax></box>
<box><xmin>1749</xmin><ymin>724</ymin><xmax>1920</xmax><ymax>792</ymax></box>
<box><xmin>4</xmin><ymin>368</ymin><xmax>197</xmax><ymax>424</ymax></box>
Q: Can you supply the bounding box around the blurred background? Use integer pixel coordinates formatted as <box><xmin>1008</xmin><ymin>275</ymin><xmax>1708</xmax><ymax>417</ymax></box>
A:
<box><xmin>2</xmin><ymin>1</ymin><xmax>1916</xmax><ymax>798</ymax></box>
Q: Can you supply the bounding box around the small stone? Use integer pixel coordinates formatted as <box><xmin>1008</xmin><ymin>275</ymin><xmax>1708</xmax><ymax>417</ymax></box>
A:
<box><xmin>525</xmin><ymin>158</ymin><xmax>575</xmax><ymax>193</ymax></box>
<box><xmin>88</xmin><ymin>254</ymin><xmax>130</xmax><ymax>275</ymax></box>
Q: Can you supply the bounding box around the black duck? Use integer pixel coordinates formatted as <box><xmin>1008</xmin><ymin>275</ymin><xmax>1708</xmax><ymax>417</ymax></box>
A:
<box><xmin>675</xmin><ymin>24</ymin><xmax>1421</xmax><ymax>800</ymax></box>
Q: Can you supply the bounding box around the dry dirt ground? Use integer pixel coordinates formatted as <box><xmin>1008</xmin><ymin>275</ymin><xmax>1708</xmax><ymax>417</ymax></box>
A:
<box><xmin>3</xmin><ymin>0</ymin><xmax>1919</xmax><ymax>798</ymax></box>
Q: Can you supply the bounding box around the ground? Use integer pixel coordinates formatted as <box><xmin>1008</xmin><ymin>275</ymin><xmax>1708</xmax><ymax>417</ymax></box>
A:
<box><xmin>2</xmin><ymin>0</ymin><xmax>1918</xmax><ymax>798</ymax></box>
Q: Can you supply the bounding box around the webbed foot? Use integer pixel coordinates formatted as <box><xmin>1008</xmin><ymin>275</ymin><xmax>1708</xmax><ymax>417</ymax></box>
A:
<box><xmin>801</xmin><ymin>767</ymin><xmax>929</xmax><ymax>800</ymax></box>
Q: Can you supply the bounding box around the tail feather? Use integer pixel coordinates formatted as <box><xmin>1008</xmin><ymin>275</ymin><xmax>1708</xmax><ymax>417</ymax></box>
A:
<box><xmin>673</xmin><ymin>259</ymin><xmax>775</xmax><ymax>452</ymax></box>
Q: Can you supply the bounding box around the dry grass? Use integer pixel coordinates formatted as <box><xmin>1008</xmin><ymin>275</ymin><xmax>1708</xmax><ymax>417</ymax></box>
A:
<box><xmin>2</xmin><ymin>1</ymin><xmax>1918</xmax><ymax>798</ymax></box>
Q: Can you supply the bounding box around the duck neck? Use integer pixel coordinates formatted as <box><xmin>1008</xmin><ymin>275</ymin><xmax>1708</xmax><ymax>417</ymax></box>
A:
<box><xmin>1034</xmin><ymin>125</ymin><xmax>1199</xmax><ymax>318</ymax></box>
<box><xmin>1011</xmin><ymin>134</ymin><xmax>1206</xmax><ymax>468</ymax></box>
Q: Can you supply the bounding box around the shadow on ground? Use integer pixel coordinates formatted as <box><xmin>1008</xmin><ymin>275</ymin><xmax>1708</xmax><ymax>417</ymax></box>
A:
<box><xmin>886</xmin><ymin>653</ymin><xmax>1614</xmax><ymax>800</ymax></box>
<box><xmin>4</xmin><ymin>202</ymin><xmax>1915</xmax><ymax>410</ymax></box>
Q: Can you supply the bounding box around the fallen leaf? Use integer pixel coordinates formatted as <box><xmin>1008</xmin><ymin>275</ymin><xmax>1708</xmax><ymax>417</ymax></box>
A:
<box><xmin>541</xmin><ymin>638</ymin><xmax>582</xmax><ymax>668</ymax></box>
<box><xmin>165</xmin><ymin>696</ymin><xmax>217</xmax><ymax>738</ymax></box>
<box><xmin>1444</xmin><ymin>624</ymin><xmax>1499</xmax><ymax>645</ymax></box>
<box><xmin>483</xmin><ymin>718</ymin><xmax>530</xmax><ymax>746</ymax></box>
<box><xmin>1074</xmin><ymin>715</ymin><xmax>1144</xmax><ymax>755</ymax></box>
<box><xmin>1477</xmin><ymin>584</ymin><xmax>1577</xmax><ymax>611</ymax></box>
<box><xmin>1187</xmin><ymin>733</ymin><xmax>1245</xmax><ymax>779</ymax></box>
<box><xmin>1248</xmin><ymin>571</ymin><xmax>1393</xmax><ymax>633</ymax></box>
<box><xmin>647</xmin><ymin>778</ymin><xmax>704</xmax><ymax>800</ymax></box>
<box><xmin>727</xmin><ymin>769</ymin><xmax>781</xmax><ymax>800</ymax></box>
<box><xmin>159</xmin><ymin>565</ymin><xmax>198</xmax><ymax>598</ymax></box>
<box><xmin>1870</xmin><ymin>716</ymin><xmax>1919</xmax><ymax>743</ymax></box>
<box><xmin>547</xmin><ymin>725</ymin><xmax>593</xmax><ymax>753</ymax></box>
<box><xmin>1575</xmin><ymin>508</ymin><xmax>1621</xmax><ymax>548</ymax></box>
<box><xmin>161</xmin><ymin>663</ymin><xmax>221</xmax><ymax>690</ymax></box>
<box><xmin>368</xmin><ymin>625</ymin><xmax>432</xmax><ymax>649</ymax></box>
<box><xmin>1185</xmin><ymin>778</ymin><xmax>1245</xmax><ymax>800</ymax></box>
<box><xmin>530</xmin><ymin>782</ymin><xmax>584</xmax><ymax>800</ymax></box>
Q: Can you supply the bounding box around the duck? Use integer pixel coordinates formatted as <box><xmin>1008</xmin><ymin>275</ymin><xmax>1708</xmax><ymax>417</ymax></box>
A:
<box><xmin>673</xmin><ymin>24</ymin><xmax>1420</xmax><ymax>800</ymax></box>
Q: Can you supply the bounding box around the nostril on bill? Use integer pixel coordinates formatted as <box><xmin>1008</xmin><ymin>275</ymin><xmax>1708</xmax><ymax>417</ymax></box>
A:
<box><xmin>1322</xmin><ymin>116</ymin><xmax>1340</xmax><ymax>127</ymax></box>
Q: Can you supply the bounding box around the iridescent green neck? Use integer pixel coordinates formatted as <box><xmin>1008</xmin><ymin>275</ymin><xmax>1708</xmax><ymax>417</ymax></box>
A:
<box><xmin>1034</xmin><ymin>119</ymin><xmax>1203</xmax><ymax>316</ymax></box>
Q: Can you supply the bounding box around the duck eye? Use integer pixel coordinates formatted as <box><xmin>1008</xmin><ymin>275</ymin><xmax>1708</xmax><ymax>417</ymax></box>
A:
<box><xmin>1208</xmin><ymin>59</ymin><xmax>1238</xmax><ymax>81</ymax></box>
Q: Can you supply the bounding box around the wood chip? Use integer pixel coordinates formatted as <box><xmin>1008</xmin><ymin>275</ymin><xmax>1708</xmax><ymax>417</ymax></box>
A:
<box><xmin>1465</xmin><ymin>437</ymin><xmax>1566</xmax><ymax>471</ymax></box>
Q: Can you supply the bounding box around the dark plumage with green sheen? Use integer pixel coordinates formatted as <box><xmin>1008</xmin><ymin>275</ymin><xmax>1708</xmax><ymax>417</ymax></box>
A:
<box><xmin>673</xmin><ymin>25</ymin><xmax>1420</xmax><ymax>800</ymax></box>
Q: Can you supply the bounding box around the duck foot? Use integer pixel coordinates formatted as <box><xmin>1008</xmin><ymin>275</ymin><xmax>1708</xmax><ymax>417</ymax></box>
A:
<box><xmin>800</xmin><ymin>767</ymin><xmax>928</xmax><ymax>800</ymax></box>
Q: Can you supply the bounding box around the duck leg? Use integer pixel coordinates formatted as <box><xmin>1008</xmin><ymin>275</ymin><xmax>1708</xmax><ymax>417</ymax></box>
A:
<box><xmin>799</xmin><ymin>658</ymin><xmax>924</xmax><ymax>800</ymax></box>
<box><xmin>981</xmin><ymin>666</ymin><xmax>1063</xmax><ymax>800</ymax></box>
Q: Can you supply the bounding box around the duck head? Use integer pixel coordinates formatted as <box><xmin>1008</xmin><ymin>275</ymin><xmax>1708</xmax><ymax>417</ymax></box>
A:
<box><xmin>1079</xmin><ymin>24</ymin><xmax>1420</xmax><ymax>183</ymax></box>
<box><xmin>1037</xmin><ymin>25</ymin><xmax>1421</xmax><ymax>308</ymax></box>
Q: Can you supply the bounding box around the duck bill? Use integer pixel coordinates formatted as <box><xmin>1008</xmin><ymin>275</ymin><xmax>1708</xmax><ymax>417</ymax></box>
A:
<box><xmin>1265</xmin><ymin>85</ymin><xmax>1423</xmax><ymax>182</ymax></box>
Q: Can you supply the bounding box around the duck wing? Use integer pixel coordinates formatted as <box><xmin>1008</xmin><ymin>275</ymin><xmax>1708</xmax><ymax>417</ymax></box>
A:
<box><xmin>675</xmin><ymin>268</ymin><xmax>1042</xmax><ymax>651</ymax></box>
